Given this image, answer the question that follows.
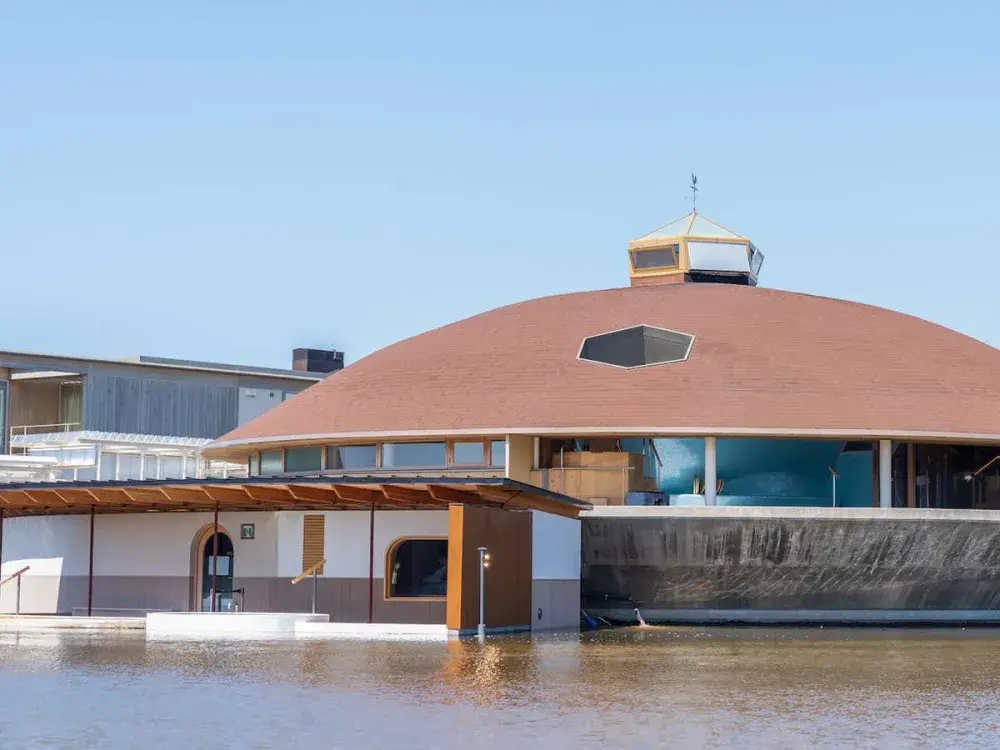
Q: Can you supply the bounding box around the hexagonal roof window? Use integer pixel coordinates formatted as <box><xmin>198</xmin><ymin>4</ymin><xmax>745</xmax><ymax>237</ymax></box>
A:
<box><xmin>578</xmin><ymin>325</ymin><xmax>694</xmax><ymax>369</ymax></box>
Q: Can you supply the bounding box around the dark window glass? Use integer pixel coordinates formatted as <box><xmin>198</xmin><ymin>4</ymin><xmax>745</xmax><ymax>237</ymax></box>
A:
<box><xmin>452</xmin><ymin>441</ymin><xmax>484</xmax><ymax>465</ymax></box>
<box><xmin>326</xmin><ymin>444</ymin><xmax>377</xmax><ymax>470</ymax></box>
<box><xmin>260</xmin><ymin>450</ymin><xmax>283</xmax><ymax>475</ymax></box>
<box><xmin>381</xmin><ymin>442</ymin><xmax>446</xmax><ymax>469</ymax></box>
<box><xmin>285</xmin><ymin>446</ymin><xmax>322</xmax><ymax>472</ymax></box>
<box><xmin>490</xmin><ymin>440</ymin><xmax>506</xmax><ymax>468</ymax></box>
<box><xmin>631</xmin><ymin>245</ymin><xmax>678</xmax><ymax>270</ymax></box>
<box><xmin>579</xmin><ymin>325</ymin><xmax>693</xmax><ymax>369</ymax></box>
<box><xmin>388</xmin><ymin>539</ymin><xmax>448</xmax><ymax>597</ymax></box>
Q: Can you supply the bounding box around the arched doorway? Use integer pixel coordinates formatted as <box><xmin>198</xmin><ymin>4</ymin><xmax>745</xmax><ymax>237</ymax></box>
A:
<box><xmin>191</xmin><ymin>526</ymin><xmax>235</xmax><ymax>612</ymax></box>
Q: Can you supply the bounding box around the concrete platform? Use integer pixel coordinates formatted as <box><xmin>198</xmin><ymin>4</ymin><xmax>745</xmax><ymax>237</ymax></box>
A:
<box><xmin>146</xmin><ymin>611</ymin><xmax>329</xmax><ymax>638</ymax></box>
<box><xmin>598</xmin><ymin>609</ymin><xmax>1000</xmax><ymax>626</ymax></box>
<box><xmin>295</xmin><ymin>622</ymin><xmax>449</xmax><ymax>641</ymax></box>
<box><xmin>0</xmin><ymin>615</ymin><xmax>146</xmax><ymax>632</ymax></box>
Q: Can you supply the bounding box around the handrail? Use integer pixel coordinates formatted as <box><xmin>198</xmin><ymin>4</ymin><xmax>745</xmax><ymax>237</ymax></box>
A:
<box><xmin>292</xmin><ymin>559</ymin><xmax>326</xmax><ymax>584</ymax></box>
<box><xmin>0</xmin><ymin>565</ymin><xmax>30</xmax><ymax>588</ymax></box>
<box><xmin>1</xmin><ymin>565</ymin><xmax>31</xmax><ymax>615</ymax></box>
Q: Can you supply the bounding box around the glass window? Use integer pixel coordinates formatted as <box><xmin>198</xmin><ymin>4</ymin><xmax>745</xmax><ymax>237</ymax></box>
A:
<box><xmin>260</xmin><ymin>450</ymin><xmax>283</xmax><ymax>475</ymax></box>
<box><xmin>387</xmin><ymin>539</ymin><xmax>448</xmax><ymax>598</ymax></box>
<box><xmin>327</xmin><ymin>444</ymin><xmax>377</xmax><ymax>470</ymax></box>
<box><xmin>381</xmin><ymin>442</ymin><xmax>446</xmax><ymax>469</ymax></box>
<box><xmin>452</xmin><ymin>441</ymin><xmax>484</xmax><ymax>465</ymax></box>
<box><xmin>490</xmin><ymin>440</ymin><xmax>506</xmax><ymax>468</ymax></box>
<box><xmin>631</xmin><ymin>245</ymin><xmax>678</xmax><ymax>270</ymax></box>
<box><xmin>285</xmin><ymin>445</ymin><xmax>322</xmax><ymax>472</ymax></box>
<box><xmin>249</xmin><ymin>453</ymin><xmax>261</xmax><ymax>477</ymax></box>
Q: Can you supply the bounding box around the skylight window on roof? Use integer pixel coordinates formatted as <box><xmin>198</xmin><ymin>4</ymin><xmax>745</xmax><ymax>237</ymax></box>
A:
<box><xmin>578</xmin><ymin>325</ymin><xmax>694</xmax><ymax>369</ymax></box>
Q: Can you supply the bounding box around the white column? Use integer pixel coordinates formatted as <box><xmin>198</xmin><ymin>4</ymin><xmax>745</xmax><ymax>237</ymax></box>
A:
<box><xmin>704</xmin><ymin>437</ymin><xmax>717</xmax><ymax>506</ymax></box>
<box><xmin>879</xmin><ymin>439</ymin><xmax>892</xmax><ymax>508</ymax></box>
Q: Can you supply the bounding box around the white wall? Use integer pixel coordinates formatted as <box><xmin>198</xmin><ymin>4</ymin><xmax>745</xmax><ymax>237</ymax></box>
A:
<box><xmin>531</xmin><ymin>511</ymin><xmax>581</xmax><ymax>581</ymax></box>
<box><xmin>1</xmin><ymin>512</ymin><xmax>280</xmax><ymax>579</ymax></box>
<box><xmin>1</xmin><ymin>516</ymin><xmax>91</xmax><ymax>577</ymax></box>
<box><xmin>276</xmin><ymin>510</ymin><xmax>449</xmax><ymax>578</ymax></box>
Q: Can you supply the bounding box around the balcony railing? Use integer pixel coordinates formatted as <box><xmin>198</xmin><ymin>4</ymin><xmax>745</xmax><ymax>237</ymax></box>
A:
<box><xmin>10</xmin><ymin>422</ymin><xmax>82</xmax><ymax>441</ymax></box>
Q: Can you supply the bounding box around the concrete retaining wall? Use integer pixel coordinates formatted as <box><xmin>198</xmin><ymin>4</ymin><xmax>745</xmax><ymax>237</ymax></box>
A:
<box><xmin>582</xmin><ymin>507</ymin><xmax>1000</xmax><ymax>620</ymax></box>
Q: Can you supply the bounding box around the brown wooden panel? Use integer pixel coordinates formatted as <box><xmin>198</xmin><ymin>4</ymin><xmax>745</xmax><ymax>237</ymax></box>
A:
<box><xmin>302</xmin><ymin>514</ymin><xmax>325</xmax><ymax>575</ymax></box>
<box><xmin>446</xmin><ymin>503</ymin><xmax>531</xmax><ymax>632</ymax></box>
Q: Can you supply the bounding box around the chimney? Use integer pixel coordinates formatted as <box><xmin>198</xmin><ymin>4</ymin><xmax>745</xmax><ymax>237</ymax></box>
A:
<box><xmin>292</xmin><ymin>348</ymin><xmax>345</xmax><ymax>374</ymax></box>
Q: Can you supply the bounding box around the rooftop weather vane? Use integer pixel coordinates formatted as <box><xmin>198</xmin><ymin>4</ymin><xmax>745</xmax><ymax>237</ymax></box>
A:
<box><xmin>690</xmin><ymin>173</ymin><xmax>699</xmax><ymax>214</ymax></box>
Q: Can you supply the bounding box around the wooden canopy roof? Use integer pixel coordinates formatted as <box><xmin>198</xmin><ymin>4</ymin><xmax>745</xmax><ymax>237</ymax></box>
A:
<box><xmin>0</xmin><ymin>476</ymin><xmax>588</xmax><ymax>519</ymax></box>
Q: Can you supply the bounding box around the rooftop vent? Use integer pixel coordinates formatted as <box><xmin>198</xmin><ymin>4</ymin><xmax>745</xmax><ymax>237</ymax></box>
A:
<box><xmin>578</xmin><ymin>325</ymin><xmax>694</xmax><ymax>369</ymax></box>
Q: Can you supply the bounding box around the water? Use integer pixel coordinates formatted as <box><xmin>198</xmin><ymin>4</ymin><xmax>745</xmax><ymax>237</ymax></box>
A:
<box><xmin>2</xmin><ymin>627</ymin><xmax>1000</xmax><ymax>748</ymax></box>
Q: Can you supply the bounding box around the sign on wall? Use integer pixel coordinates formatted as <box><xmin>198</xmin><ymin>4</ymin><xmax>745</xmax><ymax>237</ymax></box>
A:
<box><xmin>240</xmin><ymin>523</ymin><xmax>255</xmax><ymax>540</ymax></box>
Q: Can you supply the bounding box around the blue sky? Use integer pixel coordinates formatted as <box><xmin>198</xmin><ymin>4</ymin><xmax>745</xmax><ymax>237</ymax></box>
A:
<box><xmin>2</xmin><ymin>1</ymin><xmax>999</xmax><ymax>368</ymax></box>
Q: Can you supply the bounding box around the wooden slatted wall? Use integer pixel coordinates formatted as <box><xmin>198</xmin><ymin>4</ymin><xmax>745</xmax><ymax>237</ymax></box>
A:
<box><xmin>302</xmin><ymin>514</ymin><xmax>326</xmax><ymax>574</ymax></box>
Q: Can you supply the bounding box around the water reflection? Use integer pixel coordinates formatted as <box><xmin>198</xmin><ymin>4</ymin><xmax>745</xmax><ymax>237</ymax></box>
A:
<box><xmin>2</xmin><ymin>628</ymin><xmax>1000</xmax><ymax>748</ymax></box>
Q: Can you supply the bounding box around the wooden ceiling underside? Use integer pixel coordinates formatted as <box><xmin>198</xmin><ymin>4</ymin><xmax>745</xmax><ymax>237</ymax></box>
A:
<box><xmin>0</xmin><ymin>479</ymin><xmax>583</xmax><ymax>519</ymax></box>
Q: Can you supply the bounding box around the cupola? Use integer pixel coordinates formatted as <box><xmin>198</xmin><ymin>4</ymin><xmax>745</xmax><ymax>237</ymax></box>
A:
<box><xmin>627</xmin><ymin>212</ymin><xmax>764</xmax><ymax>287</ymax></box>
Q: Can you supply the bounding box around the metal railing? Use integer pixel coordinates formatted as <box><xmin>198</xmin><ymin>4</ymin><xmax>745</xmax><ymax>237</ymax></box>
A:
<box><xmin>0</xmin><ymin>565</ymin><xmax>30</xmax><ymax>615</ymax></box>
<box><xmin>9</xmin><ymin>422</ymin><xmax>81</xmax><ymax>443</ymax></box>
<box><xmin>292</xmin><ymin>559</ymin><xmax>326</xmax><ymax>614</ymax></box>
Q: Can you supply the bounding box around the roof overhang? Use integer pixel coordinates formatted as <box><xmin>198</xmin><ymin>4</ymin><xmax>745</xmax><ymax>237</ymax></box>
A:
<box><xmin>0</xmin><ymin>476</ymin><xmax>590</xmax><ymax>519</ymax></box>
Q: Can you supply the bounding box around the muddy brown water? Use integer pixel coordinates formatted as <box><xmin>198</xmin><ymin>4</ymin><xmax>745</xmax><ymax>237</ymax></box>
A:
<box><xmin>1</xmin><ymin>627</ymin><xmax>999</xmax><ymax>748</ymax></box>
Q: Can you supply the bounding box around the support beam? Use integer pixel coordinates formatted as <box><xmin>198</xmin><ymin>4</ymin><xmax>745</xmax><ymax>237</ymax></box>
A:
<box><xmin>704</xmin><ymin>437</ymin><xmax>717</xmax><ymax>506</ymax></box>
<box><xmin>87</xmin><ymin>506</ymin><xmax>95</xmax><ymax>617</ymax></box>
<box><xmin>879</xmin><ymin>439</ymin><xmax>892</xmax><ymax>509</ymax></box>
<box><xmin>211</xmin><ymin>504</ymin><xmax>219</xmax><ymax>612</ymax></box>
<box><xmin>381</xmin><ymin>485</ymin><xmax>436</xmax><ymax>505</ymax></box>
<box><xmin>0</xmin><ymin>508</ymin><xmax>4</xmax><ymax>569</ymax></box>
<box><xmin>907</xmin><ymin>443</ymin><xmax>916</xmax><ymax>508</ymax></box>
<box><xmin>368</xmin><ymin>501</ymin><xmax>375</xmax><ymax>624</ymax></box>
<box><xmin>332</xmin><ymin>485</ymin><xmax>382</xmax><ymax>505</ymax></box>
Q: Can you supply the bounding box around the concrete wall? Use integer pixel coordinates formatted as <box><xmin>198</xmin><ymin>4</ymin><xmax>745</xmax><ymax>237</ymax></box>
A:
<box><xmin>531</xmin><ymin>511</ymin><xmax>581</xmax><ymax>631</ymax></box>
<box><xmin>582</xmin><ymin>507</ymin><xmax>1000</xmax><ymax>620</ymax></box>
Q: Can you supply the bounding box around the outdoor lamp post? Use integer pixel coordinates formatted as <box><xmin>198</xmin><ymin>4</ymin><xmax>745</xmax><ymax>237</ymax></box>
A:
<box><xmin>478</xmin><ymin>546</ymin><xmax>490</xmax><ymax>640</ymax></box>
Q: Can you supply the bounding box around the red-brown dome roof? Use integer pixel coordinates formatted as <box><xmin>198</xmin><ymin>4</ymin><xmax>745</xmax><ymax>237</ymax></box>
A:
<box><xmin>208</xmin><ymin>284</ymin><xmax>1000</xmax><ymax>453</ymax></box>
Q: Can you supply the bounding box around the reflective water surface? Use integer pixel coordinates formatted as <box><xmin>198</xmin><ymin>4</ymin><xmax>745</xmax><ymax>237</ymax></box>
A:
<box><xmin>2</xmin><ymin>627</ymin><xmax>1000</xmax><ymax>748</ymax></box>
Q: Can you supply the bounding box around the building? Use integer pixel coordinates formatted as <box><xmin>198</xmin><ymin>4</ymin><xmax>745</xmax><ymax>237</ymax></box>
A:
<box><xmin>5</xmin><ymin>210</ymin><xmax>1000</xmax><ymax>627</ymax></box>
<box><xmin>0</xmin><ymin>348</ymin><xmax>338</xmax><ymax>481</ymax></box>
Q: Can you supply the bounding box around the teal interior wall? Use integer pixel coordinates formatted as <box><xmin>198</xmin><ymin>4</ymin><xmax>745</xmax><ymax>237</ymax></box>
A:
<box><xmin>653</xmin><ymin>438</ymin><xmax>874</xmax><ymax>507</ymax></box>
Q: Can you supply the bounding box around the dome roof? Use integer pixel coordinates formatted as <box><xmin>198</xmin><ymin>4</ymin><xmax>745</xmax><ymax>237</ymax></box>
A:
<box><xmin>207</xmin><ymin>284</ymin><xmax>1000</xmax><ymax>453</ymax></box>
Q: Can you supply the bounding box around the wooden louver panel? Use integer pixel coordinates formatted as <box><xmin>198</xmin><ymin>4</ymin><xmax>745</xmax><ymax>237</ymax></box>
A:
<box><xmin>302</xmin><ymin>514</ymin><xmax>325</xmax><ymax>574</ymax></box>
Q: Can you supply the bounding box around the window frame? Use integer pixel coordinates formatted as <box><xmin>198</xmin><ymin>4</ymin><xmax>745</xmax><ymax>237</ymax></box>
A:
<box><xmin>284</xmin><ymin>445</ymin><xmax>323</xmax><ymax>474</ymax></box>
<box><xmin>383</xmin><ymin>535</ymin><xmax>449</xmax><ymax>602</ymax></box>
<box><xmin>326</xmin><ymin>443</ymin><xmax>378</xmax><ymax>472</ymax></box>
<box><xmin>380</xmin><ymin>441</ymin><xmax>448</xmax><ymax>470</ymax></box>
<box><xmin>630</xmin><ymin>244</ymin><xmax>679</xmax><ymax>271</ymax></box>
<box><xmin>448</xmin><ymin>439</ymin><xmax>488</xmax><ymax>468</ymax></box>
<box><xmin>259</xmin><ymin>449</ymin><xmax>284</xmax><ymax>476</ymax></box>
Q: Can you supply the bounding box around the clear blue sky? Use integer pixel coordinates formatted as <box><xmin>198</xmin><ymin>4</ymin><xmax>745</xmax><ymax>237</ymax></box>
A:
<box><xmin>2</xmin><ymin>1</ymin><xmax>999</xmax><ymax>369</ymax></box>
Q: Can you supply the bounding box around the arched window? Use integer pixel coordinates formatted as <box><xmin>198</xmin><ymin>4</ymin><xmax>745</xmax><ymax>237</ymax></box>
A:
<box><xmin>386</xmin><ymin>538</ymin><xmax>448</xmax><ymax>599</ymax></box>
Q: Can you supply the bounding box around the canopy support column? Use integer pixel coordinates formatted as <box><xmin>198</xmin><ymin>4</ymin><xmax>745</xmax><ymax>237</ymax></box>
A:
<box><xmin>704</xmin><ymin>437</ymin><xmax>717</xmax><ymax>506</ymax></box>
<box><xmin>368</xmin><ymin>501</ymin><xmax>375</xmax><ymax>624</ymax></box>
<box><xmin>879</xmin><ymin>440</ymin><xmax>892</xmax><ymax>509</ymax></box>
<box><xmin>0</xmin><ymin>508</ymin><xmax>4</xmax><ymax>570</ymax></box>
<box><xmin>906</xmin><ymin>443</ymin><xmax>916</xmax><ymax>508</ymax></box>
<box><xmin>87</xmin><ymin>506</ymin><xmax>95</xmax><ymax>617</ymax></box>
<box><xmin>211</xmin><ymin>504</ymin><xmax>219</xmax><ymax>612</ymax></box>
